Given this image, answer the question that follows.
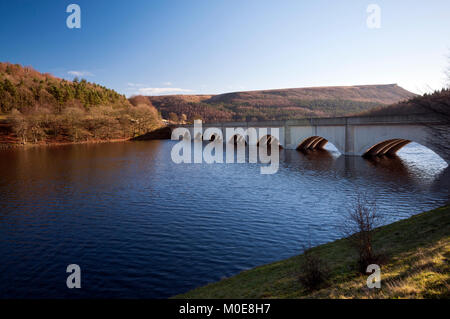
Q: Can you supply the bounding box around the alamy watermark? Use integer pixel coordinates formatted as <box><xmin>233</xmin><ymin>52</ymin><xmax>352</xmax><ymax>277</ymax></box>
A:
<box><xmin>366</xmin><ymin>4</ymin><xmax>381</xmax><ymax>29</ymax></box>
<box><xmin>366</xmin><ymin>264</ymin><xmax>381</xmax><ymax>289</ymax></box>
<box><xmin>66</xmin><ymin>4</ymin><xmax>81</xmax><ymax>29</ymax></box>
<box><xmin>66</xmin><ymin>264</ymin><xmax>81</xmax><ymax>289</ymax></box>
<box><xmin>171</xmin><ymin>120</ymin><xmax>280</xmax><ymax>174</ymax></box>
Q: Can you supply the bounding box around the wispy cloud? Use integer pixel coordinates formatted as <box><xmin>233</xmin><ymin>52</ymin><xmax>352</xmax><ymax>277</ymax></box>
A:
<box><xmin>127</xmin><ymin>82</ymin><xmax>145</xmax><ymax>87</ymax></box>
<box><xmin>162</xmin><ymin>81</ymin><xmax>173</xmax><ymax>86</ymax></box>
<box><xmin>68</xmin><ymin>70</ymin><xmax>94</xmax><ymax>77</ymax></box>
<box><xmin>137</xmin><ymin>87</ymin><xmax>194</xmax><ymax>95</ymax></box>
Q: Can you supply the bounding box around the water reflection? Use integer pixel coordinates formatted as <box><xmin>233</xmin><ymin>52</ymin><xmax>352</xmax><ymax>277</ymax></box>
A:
<box><xmin>0</xmin><ymin>140</ymin><xmax>447</xmax><ymax>298</ymax></box>
<box><xmin>290</xmin><ymin>142</ymin><xmax>448</xmax><ymax>188</ymax></box>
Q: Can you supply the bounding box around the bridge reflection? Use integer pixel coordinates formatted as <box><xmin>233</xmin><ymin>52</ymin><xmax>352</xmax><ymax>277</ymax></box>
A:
<box><xmin>281</xmin><ymin>142</ymin><xmax>448</xmax><ymax>189</ymax></box>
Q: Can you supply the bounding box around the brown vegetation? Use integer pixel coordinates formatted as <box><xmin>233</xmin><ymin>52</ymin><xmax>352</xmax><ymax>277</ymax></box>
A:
<box><xmin>147</xmin><ymin>95</ymin><xmax>235</xmax><ymax>123</ymax></box>
<box><xmin>0</xmin><ymin>62</ymin><xmax>162</xmax><ymax>145</ymax></box>
<box><xmin>208</xmin><ymin>84</ymin><xmax>415</xmax><ymax>105</ymax></box>
<box><xmin>298</xmin><ymin>244</ymin><xmax>330</xmax><ymax>291</ymax></box>
<box><xmin>360</xmin><ymin>88</ymin><xmax>449</xmax><ymax>117</ymax></box>
<box><xmin>144</xmin><ymin>84</ymin><xmax>415</xmax><ymax>123</ymax></box>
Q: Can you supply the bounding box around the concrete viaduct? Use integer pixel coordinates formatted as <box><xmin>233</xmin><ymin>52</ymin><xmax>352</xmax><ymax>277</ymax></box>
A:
<box><xmin>173</xmin><ymin>114</ymin><xmax>448</xmax><ymax>163</ymax></box>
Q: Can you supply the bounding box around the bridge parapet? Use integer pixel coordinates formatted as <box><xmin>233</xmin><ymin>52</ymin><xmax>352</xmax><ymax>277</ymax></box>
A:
<box><xmin>285</xmin><ymin>113</ymin><xmax>443</xmax><ymax>127</ymax></box>
<box><xmin>176</xmin><ymin>113</ymin><xmax>443</xmax><ymax>129</ymax></box>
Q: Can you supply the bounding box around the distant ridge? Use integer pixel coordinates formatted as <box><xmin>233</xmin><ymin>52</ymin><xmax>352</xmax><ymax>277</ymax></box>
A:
<box><xmin>144</xmin><ymin>84</ymin><xmax>416</xmax><ymax>123</ymax></box>
<box><xmin>206</xmin><ymin>84</ymin><xmax>415</xmax><ymax>106</ymax></box>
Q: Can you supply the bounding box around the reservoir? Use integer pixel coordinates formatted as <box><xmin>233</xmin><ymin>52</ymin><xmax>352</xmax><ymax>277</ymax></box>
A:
<box><xmin>0</xmin><ymin>140</ymin><xmax>448</xmax><ymax>298</ymax></box>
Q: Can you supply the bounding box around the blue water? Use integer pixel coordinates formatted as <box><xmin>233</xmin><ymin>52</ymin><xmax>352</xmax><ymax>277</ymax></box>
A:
<box><xmin>0</xmin><ymin>141</ymin><xmax>448</xmax><ymax>298</ymax></box>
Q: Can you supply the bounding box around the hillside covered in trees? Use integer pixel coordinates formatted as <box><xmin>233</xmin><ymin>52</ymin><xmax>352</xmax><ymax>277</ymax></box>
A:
<box><xmin>360</xmin><ymin>88</ymin><xmax>450</xmax><ymax>117</ymax></box>
<box><xmin>143</xmin><ymin>84</ymin><xmax>416</xmax><ymax>123</ymax></box>
<box><xmin>0</xmin><ymin>62</ymin><xmax>161</xmax><ymax>144</ymax></box>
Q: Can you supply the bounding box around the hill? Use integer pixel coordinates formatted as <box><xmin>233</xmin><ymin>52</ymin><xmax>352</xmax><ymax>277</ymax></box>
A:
<box><xmin>175</xmin><ymin>206</ymin><xmax>450</xmax><ymax>299</ymax></box>
<box><xmin>207</xmin><ymin>84</ymin><xmax>415</xmax><ymax>105</ymax></box>
<box><xmin>142</xmin><ymin>84</ymin><xmax>416</xmax><ymax>123</ymax></box>
<box><xmin>360</xmin><ymin>88</ymin><xmax>450</xmax><ymax>117</ymax></box>
<box><xmin>0</xmin><ymin>62</ymin><xmax>161</xmax><ymax>144</ymax></box>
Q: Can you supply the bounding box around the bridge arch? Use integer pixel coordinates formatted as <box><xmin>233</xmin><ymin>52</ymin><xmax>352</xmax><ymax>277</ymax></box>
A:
<box><xmin>353</xmin><ymin>123</ymin><xmax>447</xmax><ymax>163</ymax></box>
<box><xmin>296</xmin><ymin>135</ymin><xmax>344</xmax><ymax>154</ymax></box>
<box><xmin>227</xmin><ymin>134</ymin><xmax>248</xmax><ymax>146</ymax></box>
<box><xmin>362</xmin><ymin>139</ymin><xmax>411</xmax><ymax>157</ymax></box>
<box><xmin>257</xmin><ymin>135</ymin><xmax>283</xmax><ymax>149</ymax></box>
<box><xmin>209</xmin><ymin>134</ymin><xmax>219</xmax><ymax>141</ymax></box>
<box><xmin>203</xmin><ymin>128</ymin><xmax>223</xmax><ymax>142</ymax></box>
<box><xmin>360</xmin><ymin>138</ymin><xmax>447</xmax><ymax>163</ymax></box>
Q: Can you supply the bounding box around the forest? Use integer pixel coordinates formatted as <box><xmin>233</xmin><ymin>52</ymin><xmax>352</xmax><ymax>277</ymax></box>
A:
<box><xmin>0</xmin><ymin>62</ymin><xmax>162</xmax><ymax>144</ymax></box>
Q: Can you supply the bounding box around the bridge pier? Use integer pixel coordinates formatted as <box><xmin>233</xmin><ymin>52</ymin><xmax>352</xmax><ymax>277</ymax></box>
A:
<box><xmin>344</xmin><ymin>121</ymin><xmax>355</xmax><ymax>155</ymax></box>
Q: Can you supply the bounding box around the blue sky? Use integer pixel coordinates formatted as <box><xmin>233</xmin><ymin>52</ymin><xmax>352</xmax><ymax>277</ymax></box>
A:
<box><xmin>0</xmin><ymin>0</ymin><xmax>449</xmax><ymax>96</ymax></box>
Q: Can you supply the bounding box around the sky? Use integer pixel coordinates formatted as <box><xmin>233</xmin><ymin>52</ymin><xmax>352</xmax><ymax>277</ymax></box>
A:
<box><xmin>0</xmin><ymin>0</ymin><xmax>449</xmax><ymax>96</ymax></box>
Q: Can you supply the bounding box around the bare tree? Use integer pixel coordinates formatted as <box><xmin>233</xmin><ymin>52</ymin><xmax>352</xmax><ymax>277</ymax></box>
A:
<box><xmin>342</xmin><ymin>194</ymin><xmax>383</xmax><ymax>273</ymax></box>
<box><xmin>413</xmin><ymin>89</ymin><xmax>450</xmax><ymax>162</ymax></box>
<box><xmin>392</xmin><ymin>52</ymin><xmax>450</xmax><ymax>161</ymax></box>
<box><xmin>421</xmin><ymin>52</ymin><xmax>450</xmax><ymax>160</ymax></box>
<box><xmin>446</xmin><ymin>52</ymin><xmax>450</xmax><ymax>89</ymax></box>
<box><xmin>10</xmin><ymin>109</ymin><xmax>28</xmax><ymax>144</ymax></box>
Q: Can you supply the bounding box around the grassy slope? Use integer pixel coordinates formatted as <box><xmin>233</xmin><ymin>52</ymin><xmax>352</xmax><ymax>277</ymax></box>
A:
<box><xmin>175</xmin><ymin>206</ymin><xmax>450</xmax><ymax>299</ymax></box>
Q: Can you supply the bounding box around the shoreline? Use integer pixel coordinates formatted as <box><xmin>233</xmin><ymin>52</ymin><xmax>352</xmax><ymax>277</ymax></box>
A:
<box><xmin>0</xmin><ymin>137</ymin><xmax>134</xmax><ymax>150</ymax></box>
<box><xmin>0</xmin><ymin>125</ymin><xmax>170</xmax><ymax>150</ymax></box>
<box><xmin>174</xmin><ymin>205</ymin><xmax>450</xmax><ymax>299</ymax></box>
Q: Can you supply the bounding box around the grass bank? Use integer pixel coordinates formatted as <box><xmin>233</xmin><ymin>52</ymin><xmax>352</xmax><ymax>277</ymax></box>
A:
<box><xmin>175</xmin><ymin>206</ymin><xmax>450</xmax><ymax>299</ymax></box>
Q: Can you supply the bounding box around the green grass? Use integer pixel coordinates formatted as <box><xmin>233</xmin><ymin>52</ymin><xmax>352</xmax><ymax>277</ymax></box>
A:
<box><xmin>175</xmin><ymin>206</ymin><xmax>450</xmax><ymax>299</ymax></box>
